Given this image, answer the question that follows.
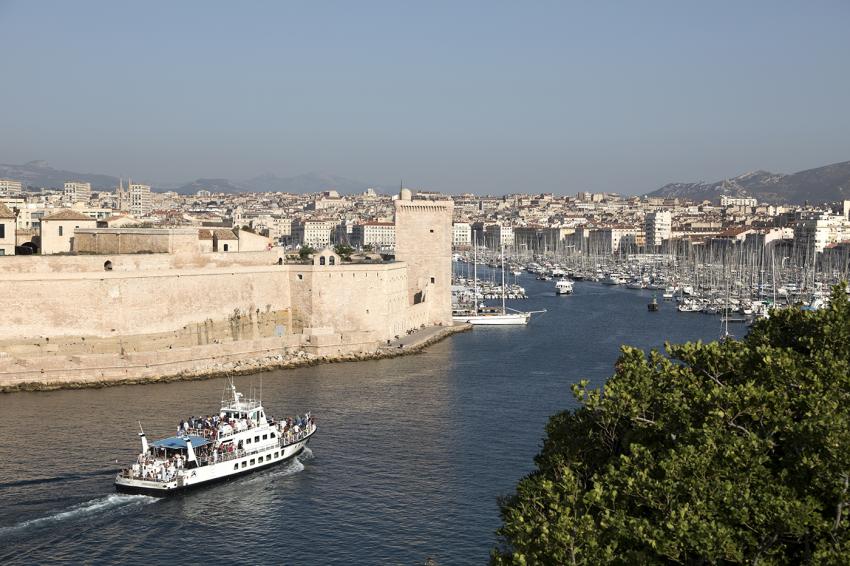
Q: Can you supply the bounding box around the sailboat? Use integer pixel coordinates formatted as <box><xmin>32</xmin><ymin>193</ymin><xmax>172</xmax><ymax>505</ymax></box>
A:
<box><xmin>452</xmin><ymin>242</ymin><xmax>542</xmax><ymax>325</ymax></box>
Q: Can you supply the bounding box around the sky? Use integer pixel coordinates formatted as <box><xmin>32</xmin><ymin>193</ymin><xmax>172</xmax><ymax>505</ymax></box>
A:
<box><xmin>1</xmin><ymin>1</ymin><xmax>849</xmax><ymax>194</ymax></box>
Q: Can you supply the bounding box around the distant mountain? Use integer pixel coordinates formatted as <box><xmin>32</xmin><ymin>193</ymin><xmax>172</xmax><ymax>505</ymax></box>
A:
<box><xmin>0</xmin><ymin>160</ymin><xmax>119</xmax><ymax>190</ymax></box>
<box><xmin>0</xmin><ymin>161</ymin><xmax>381</xmax><ymax>195</ymax></box>
<box><xmin>648</xmin><ymin>160</ymin><xmax>850</xmax><ymax>204</ymax></box>
<box><xmin>240</xmin><ymin>172</ymin><xmax>375</xmax><ymax>194</ymax></box>
<box><xmin>174</xmin><ymin>178</ymin><xmax>249</xmax><ymax>195</ymax></box>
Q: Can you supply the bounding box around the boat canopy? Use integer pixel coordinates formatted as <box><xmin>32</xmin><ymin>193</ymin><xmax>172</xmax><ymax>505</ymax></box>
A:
<box><xmin>151</xmin><ymin>435</ymin><xmax>210</xmax><ymax>450</ymax></box>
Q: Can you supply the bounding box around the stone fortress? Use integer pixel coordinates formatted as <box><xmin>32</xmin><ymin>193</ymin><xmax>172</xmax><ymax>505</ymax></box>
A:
<box><xmin>0</xmin><ymin>190</ymin><xmax>455</xmax><ymax>390</ymax></box>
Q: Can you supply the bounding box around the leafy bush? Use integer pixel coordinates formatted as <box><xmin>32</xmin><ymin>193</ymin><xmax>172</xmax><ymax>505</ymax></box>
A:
<box><xmin>494</xmin><ymin>286</ymin><xmax>850</xmax><ymax>565</ymax></box>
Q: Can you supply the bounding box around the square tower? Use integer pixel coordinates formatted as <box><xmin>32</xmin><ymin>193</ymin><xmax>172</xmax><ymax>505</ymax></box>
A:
<box><xmin>394</xmin><ymin>190</ymin><xmax>454</xmax><ymax>325</ymax></box>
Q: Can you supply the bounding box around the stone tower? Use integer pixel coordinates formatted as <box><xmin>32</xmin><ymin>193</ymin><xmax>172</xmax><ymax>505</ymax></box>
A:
<box><xmin>394</xmin><ymin>189</ymin><xmax>454</xmax><ymax>325</ymax></box>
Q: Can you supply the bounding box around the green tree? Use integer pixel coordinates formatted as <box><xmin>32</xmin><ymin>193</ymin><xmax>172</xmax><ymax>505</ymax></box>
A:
<box><xmin>334</xmin><ymin>243</ymin><xmax>354</xmax><ymax>260</ymax></box>
<box><xmin>494</xmin><ymin>285</ymin><xmax>850</xmax><ymax>565</ymax></box>
<box><xmin>298</xmin><ymin>245</ymin><xmax>315</xmax><ymax>260</ymax></box>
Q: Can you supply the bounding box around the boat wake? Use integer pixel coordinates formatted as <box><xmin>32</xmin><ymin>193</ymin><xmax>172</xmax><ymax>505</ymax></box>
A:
<box><xmin>0</xmin><ymin>468</ymin><xmax>116</xmax><ymax>490</ymax></box>
<box><xmin>0</xmin><ymin>494</ymin><xmax>156</xmax><ymax>539</ymax></box>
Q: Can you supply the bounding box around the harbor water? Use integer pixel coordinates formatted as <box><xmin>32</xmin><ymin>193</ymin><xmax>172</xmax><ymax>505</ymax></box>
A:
<box><xmin>0</xmin><ymin>273</ymin><xmax>724</xmax><ymax>565</ymax></box>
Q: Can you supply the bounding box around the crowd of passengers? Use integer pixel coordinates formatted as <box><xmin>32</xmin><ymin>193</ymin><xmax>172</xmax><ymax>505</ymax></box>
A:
<box><xmin>132</xmin><ymin>452</ymin><xmax>187</xmax><ymax>482</ymax></box>
<box><xmin>177</xmin><ymin>413</ymin><xmax>315</xmax><ymax>441</ymax></box>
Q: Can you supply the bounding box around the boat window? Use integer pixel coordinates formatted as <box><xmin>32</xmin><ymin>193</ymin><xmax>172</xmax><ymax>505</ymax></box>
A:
<box><xmin>274</xmin><ymin>452</ymin><xmax>279</xmax><ymax>458</ymax></box>
<box><xmin>262</xmin><ymin>434</ymin><xmax>268</xmax><ymax>440</ymax></box>
<box><xmin>266</xmin><ymin>455</ymin><xmax>271</xmax><ymax>461</ymax></box>
<box><xmin>254</xmin><ymin>436</ymin><xmax>259</xmax><ymax>443</ymax></box>
<box><xmin>234</xmin><ymin>464</ymin><xmax>238</xmax><ymax>471</ymax></box>
<box><xmin>245</xmin><ymin>438</ymin><xmax>251</xmax><ymax>444</ymax></box>
<box><xmin>271</xmin><ymin>432</ymin><xmax>276</xmax><ymax>438</ymax></box>
<box><xmin>250</xmin><ymin>458</ymin><xmax>255</xmax><ymax>465</ymax></box>
<box><xmin>242</xmin><ymin>461</ymin><xmax>247</xmax><ymax>468</ymax></box>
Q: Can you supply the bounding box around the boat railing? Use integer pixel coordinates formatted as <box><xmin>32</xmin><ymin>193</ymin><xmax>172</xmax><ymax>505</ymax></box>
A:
<box><xmin>202</xmin><ymin>425</ymin><xmax>315</xmax><ymax>466</ymax></box>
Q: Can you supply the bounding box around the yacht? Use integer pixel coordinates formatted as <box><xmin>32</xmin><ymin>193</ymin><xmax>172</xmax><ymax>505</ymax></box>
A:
<box><xmin>452</xmin><ymin>241</ymin><xmax>542</xmax><ymax>326</ymax></box>
<box><xmin>555</xmin><ymin>279</ymin><xmax>574</xmax><ymax>295</ymax></box>
<box><xmin>115</xmin><ymin>382</ymin><xmax>316</xmax><ymax>496</ymax></box>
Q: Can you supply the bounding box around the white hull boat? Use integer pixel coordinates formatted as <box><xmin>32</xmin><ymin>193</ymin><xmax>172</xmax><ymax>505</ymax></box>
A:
<box><xmin>555</xmin><ymin>280</ymin><xmax>574</xmax><ymax>295</ymax></box>
<box><xmin>115</xmin><ymin>383</ymin><xmax>316</xmax><ymax>496</ymax></box>
<box><xmin>453</xmin><ymin>312</ymin><xmax>531</xmax><ymax>325</ymax></box>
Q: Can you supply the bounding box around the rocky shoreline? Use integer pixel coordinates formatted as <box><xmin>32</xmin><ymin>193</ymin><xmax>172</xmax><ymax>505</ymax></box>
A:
<box><xmin>1</xmin><ymin>323</ymin><xmax>472</xmax><ymax>393</ymax></box>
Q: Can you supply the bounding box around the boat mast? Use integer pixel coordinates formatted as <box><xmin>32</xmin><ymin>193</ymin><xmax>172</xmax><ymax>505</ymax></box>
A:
<box><xmin>501</xmin><ymin>243</ymin><xmax>507</xmax><ymax>315</ymax></box>
<box><xmin>473</xmin><ymin>233</ymin><xmax>479</xmax><ymax>314</ymax></box>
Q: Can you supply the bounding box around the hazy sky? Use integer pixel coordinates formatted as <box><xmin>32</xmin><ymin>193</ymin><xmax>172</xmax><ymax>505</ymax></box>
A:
<box><xmin>1</xmin><ymin>1</ymin><xmax>849</xmax><ymax>194</ymax></box>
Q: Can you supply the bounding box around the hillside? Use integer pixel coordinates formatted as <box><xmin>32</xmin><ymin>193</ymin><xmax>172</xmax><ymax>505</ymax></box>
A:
<box><xmin>648</xmin><ymin>160</ymin><xmax>850</xmax><ymax>204</ymax></box>
<box><xmin>0</xmin><ymin>160</ymin><xmax>119</xmax><ymax>190</ymax></box>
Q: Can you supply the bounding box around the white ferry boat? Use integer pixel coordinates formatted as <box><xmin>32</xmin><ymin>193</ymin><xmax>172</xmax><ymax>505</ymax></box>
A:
<box><xmin>115</xmin><ymin>383</ymin><xmax>316</xmax><ymax>496</ymax></box>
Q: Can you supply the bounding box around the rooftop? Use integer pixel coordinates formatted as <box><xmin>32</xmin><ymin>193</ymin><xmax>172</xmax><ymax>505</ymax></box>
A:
<box><xmin>41</xmin><ymin>209</ymin><xmax>94</xmax><ymax>222</ymax></box>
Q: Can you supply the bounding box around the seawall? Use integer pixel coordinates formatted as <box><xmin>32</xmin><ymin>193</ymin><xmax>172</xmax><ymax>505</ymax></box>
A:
<box><xmin>0</xmin><ymin>323</ymin><xmax>472</xmax><ymax>393</ymax></box>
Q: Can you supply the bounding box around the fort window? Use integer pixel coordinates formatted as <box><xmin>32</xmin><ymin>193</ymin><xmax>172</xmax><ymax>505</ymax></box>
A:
<box><xmin>429</xmin><ymin>229</ymin><xmax>434</xmax><ymax>233</ymax></box>
<box><xmin>430</xmin><ymin>277</ymin><xmax>435</xmax><ymax>284</ymax></box>
<box><xmin>104</xmin><ymin>260</ymin><xmax>113</xmax><ymax>271</ymax></box>
<box><xmin>223</xmin><ymin>244</ymin><xmax>229</xmax><ymax>252</ymax></box>
<box><xmin>0</xmin><ymin>225</ymin><xmax>4</xmax><ymax>238</ymax></box>
<box><xmin>329</xmin><ymin>257</ymin><xmax>335</xmax><ymax>265</ymax></box>
<box><xmin>58</xmin><ymin>226</ymin><xmax>63</xmax><ymax>236</ymax></box>
<box><xmin>297</xmin><ymin>274</ymin><xmax>303</xmax><ymax>280</ymax></box>
<box><xmin>319</xmin><ymin>256</ymin><xmax>326</xmax><ymax>265</ymax></box>
<box><xmin>277</xmin><ymin>257</ymin><xmax>283</xmax><ymax>265</ymax></box>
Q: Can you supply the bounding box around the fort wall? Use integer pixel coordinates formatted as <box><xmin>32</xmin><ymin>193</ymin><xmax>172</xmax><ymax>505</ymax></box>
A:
<box><xmin>0</xmin><ymin>193</ymin><xmax>456</xmax><ymax>390</ymax></box>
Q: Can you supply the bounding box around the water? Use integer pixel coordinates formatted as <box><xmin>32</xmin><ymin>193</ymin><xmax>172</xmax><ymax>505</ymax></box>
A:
<box><xmin>0</xmin><ymin>274</ymin><xmax>723</xmax><ymax>565</ymax></box>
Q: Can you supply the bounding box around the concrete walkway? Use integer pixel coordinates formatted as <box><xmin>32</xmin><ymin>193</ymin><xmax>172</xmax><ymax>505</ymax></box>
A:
<box><xmin>381</xmin><ymin>322</ymin><xmax>471</xmax><ymax>351</ymax></box>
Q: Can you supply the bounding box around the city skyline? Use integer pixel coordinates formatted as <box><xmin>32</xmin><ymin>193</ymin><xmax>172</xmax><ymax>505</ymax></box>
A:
<box><xmin>2</xmin><ymin>1</ymin><xmax>850</xmax><ymax>195</ymax></box>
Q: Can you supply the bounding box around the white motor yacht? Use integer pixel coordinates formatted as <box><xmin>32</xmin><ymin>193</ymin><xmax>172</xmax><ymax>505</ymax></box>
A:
<box><xmin>555</xmin><ymin>279</ymin><xmax>574</xmax><ymax>295</ymax></box>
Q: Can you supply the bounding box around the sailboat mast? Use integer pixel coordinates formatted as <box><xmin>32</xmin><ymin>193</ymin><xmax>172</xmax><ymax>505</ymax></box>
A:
<box><xmin>473</xmin><ymin>233</ymin><xmax>479</xmax><ymax>314</ymax></box>
<box><xmin>501</xmin><ymin>244</ymin><xmax>507</xmax><ymax>315</ymax></box>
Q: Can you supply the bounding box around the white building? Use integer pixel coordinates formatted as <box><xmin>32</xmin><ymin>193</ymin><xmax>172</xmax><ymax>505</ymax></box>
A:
<box><xmin>353</xmin><ymin>221</ymin><xmax>395</xmax><ymax>249</ymax></box>
<box><xmin>120</xmin><ymin>182</ymin><xmax>153</xmax><ymax>217</ymax></box>
<box><xmin>720</xmin><ymin>195</ymin><xmax>758</xmax><ymax>207</ymax></box>
<box><xmin>645</xmin><ymin>210</ymin><xmax>672</xmax><ymax>248</ymax></box>
<box><xmin>484</xmin><ymin>224</ymin><xmax>514</xmax><ymax>249</ymax></box>
<box><xmin>292</xmin><ymin>219</ymin><xmax>335</xmax><ymax>248</ymax></box>
<box><xmin>64</xmin><ymin>181</ymin><xmax>92</xmax><ymax>204</ymax></box>
<box><xmin>452</xmin><ymin>222</ymin><xmax>472</xmax><ymax>247</ymax></box>
<box><xmin>39</xmin><ymin>209</ymin><xmax>98</xmax><ymax>254</ymax></box>
<box><xmin>793</xmin><ymin>213</ymin><xmax>850</xmax><ymax>255</ymax></box>
<box><xmin>0</xmin><ymin>203</ymin><xmax>16</xmax><ymax>255</ymax></box>
<box><xmin>0</xmin><ymin>179</ymin><xmax>23</xmax><ymax>197</ymax></box>
<box><xmin>589</xmin><ymin>225</ymin><xmax>643</xmax><ymax>253</ymax></box>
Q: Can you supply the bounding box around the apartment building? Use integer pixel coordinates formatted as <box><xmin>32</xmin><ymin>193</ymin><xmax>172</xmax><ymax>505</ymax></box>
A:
<box><xmin>0</xmin><ymin>179</ymin><xmax>23</xmax><ymax>197</ymax></box>
<box><xmin>64</xmin><ymin>181</ymin><xmax>92</xmax><ymax>204</ymax></box>
<box><xmin>352</xmin><ymin>221</ymin><xmax>395</xmax><ymax>249</ymax></box>
<box><xmin>644</xmin><ymin>210</ymin><xmax>672</xmax><ymax>248</ymax></box>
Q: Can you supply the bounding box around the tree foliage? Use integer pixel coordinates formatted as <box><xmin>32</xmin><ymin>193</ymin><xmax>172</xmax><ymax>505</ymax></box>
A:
<box><xmin>494</xmin><ymin>285</ymin><xmax>850</xmax><ymax>565</ymax></box>
<box><xmin>298</xmin><ymin>245</ymin><xmax>315</xmax><ymax>260</ymax></box>
<box><xmin>334</xmin><ymin>243</ymin><xmax>354</xmax><ymax>260</ymax></box>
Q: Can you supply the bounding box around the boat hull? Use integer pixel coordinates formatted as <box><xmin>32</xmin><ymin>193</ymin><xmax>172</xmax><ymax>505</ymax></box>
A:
<box><xmin>115</xmin><ymin>430</ymin><xmax>315</xmax><ymax>497</ymax></box>
<box><xmin>452</xmin><ymin>314</ymin><xmax>530</xmax><ymax>325</ymax></box>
